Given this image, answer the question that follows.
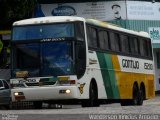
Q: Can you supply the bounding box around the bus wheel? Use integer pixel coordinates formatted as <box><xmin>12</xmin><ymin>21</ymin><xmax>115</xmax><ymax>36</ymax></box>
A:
<box><xmin>137</xmin><ymin>87</ymin><xmax>144</xmax><ymax>105</ymax></box>
<box><xmin>33</xmin><ymin>101</ymin><xmax>42</xmax><ymax>109</ymax></box>
<box><xmin>90</xmin><ymin>81</ymin><xmax>100</xmax><ymax>107</ymax></box>
<box><xmin>131</xmin><ymin>84</ymin><xmax>139</xmax><ymax>105</ymax></box>
<box><xmin>82</xmin><ymin>81</ymin><xmax>99</xmax><ymax>107</ymax></box>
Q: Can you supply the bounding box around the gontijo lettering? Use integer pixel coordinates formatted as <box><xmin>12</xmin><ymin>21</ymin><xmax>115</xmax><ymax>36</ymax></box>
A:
<box><xmin>122</xmin><ymin>59</ymin><xmax>139</xmax><ymax>69</ymax></box>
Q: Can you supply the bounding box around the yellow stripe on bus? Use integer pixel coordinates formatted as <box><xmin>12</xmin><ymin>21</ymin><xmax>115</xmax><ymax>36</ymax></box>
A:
<box><xmin>111</xmin><ymin>55</ymin><xmax>120</xmax><ymax>71</ymax></box>
<box><xmin>111</xmin><ymin>55</ymin><xmax>155</xmax><ymax>99</ymax></box>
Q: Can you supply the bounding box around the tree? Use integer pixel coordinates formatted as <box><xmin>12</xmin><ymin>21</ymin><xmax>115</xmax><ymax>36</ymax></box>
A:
<box><xmin>0</xmin><ymin>0</ymin><xmax>37</xmax><ymax>29</ymax></box>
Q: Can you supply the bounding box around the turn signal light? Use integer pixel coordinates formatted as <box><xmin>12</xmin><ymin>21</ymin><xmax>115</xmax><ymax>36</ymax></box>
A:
<box><xmin>70</xmin><ymin>80</ymin><xmax>76</xmax><ymax>84</ymax></box>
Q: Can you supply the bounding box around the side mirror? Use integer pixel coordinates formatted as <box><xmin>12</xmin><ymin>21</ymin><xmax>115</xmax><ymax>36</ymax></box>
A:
<box><xmin>0</xmin><ymin>87</ymin><xmax>5</xmax><ymax>90</ymax></box>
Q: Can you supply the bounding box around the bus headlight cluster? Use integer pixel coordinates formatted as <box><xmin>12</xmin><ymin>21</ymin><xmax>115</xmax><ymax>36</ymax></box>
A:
<box><xmin>66</xmin><ymin>89</ymin><xmax>71</xmax><ymax>94</ymax></box>
<box><xmin>14</xmin><ymin>92</ymin><xmax>24</xmax><ymax>96</ymax></box>
<box><xmin>59</xmin><ymin>89</ymin><xmax>71</xmax><ymax>94</ymax></box>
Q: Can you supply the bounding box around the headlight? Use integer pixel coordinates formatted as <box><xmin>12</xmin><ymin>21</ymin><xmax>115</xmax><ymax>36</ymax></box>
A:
<box><xmin>59</xmin><ymin>89</ymin><xmax>71</xmax><ymax>94</ymax></box>
<box><xmin>14</xmin><ymin>92</ymin><xmax>19</xmax><ymax>96</ymax></box>
<box><xmin>14</xmin><ymin>92</ymin><xmax>24</xmax><ymax>96</ymax></box>
<box><xmin>66</xmin><ymin>89</ymin><xmax>71</xmax><ymax>94</ymax></box>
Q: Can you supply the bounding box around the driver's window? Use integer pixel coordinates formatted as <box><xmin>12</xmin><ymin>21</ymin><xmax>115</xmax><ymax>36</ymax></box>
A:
<box><xmin>76</xmin><ymin>42</ymin><xmax>86</xmax><ymax>79</ymax></box>
<box><xmin>3</xmin><ymin>80</ymin><xmax>9</xmax><ymax>89</ymax></box>
<box><xmin>0</xmin><ymin>80</ymin><xmax>3</xmax><ymax>87</ymax></box>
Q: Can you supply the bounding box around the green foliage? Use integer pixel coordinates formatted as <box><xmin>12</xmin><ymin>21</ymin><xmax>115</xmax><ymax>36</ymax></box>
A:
<box><xmin>0</xmin><ymin>0</ymin><xmax>37</xmax><ymax>29</ymax></box>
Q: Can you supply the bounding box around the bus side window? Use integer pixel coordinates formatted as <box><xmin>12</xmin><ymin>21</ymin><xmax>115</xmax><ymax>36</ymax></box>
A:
<box><xmin>109</xmin><ymin>32</ymin><xmax>116</xmax><ymax>51</ymax></box>
<box><xmin>114</xmin><ymin>33</ymin><xmax>121</xmax><ymax>52</ymax></box>
<box><xmin>134</xmin><ymin>38</ymin><xmax>140</xmax><ymax>55</ymax></box>
<box><xmin>129</xmin><ymin>37</ymin><xmax>139</xmax><ymax>55</ymax></box>
<box><xmin>87</xmin><ymin>26</ymin><xmax>98</xmax><ymax>48</ymax></box>
<box><xmin>75</xmin><ymin>22</ymin><xmax>85</xmax><ymax>41</ymax></box>
<box><xmin>109</xmin><ymin>32</ymin><xmax>121</xmax><ymax>52</ymax></box>
<box><xmin>147</xmin><ymin>39</ymin><xmax>152</xmax><ymax>57</ymax></box>
<box><xmin>98</xmin><ymin>30</ymin><xmax>109</xmax><ymax>50</ymax></box>
<box><xmin>120</xmin><ymin>35</ymin><xmax>130</xmax><ymax>54</ymax></box>
<box><xmin>140</xmin><ymin>38</ymin><xmax>147</xmax><ymax>56</ymax></box>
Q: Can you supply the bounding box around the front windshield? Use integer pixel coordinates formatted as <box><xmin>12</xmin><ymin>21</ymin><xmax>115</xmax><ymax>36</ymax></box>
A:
<box><xmin>12</xmin><ymin>23</ymin><xmax>74</xmax><ymax>40</ymax></box>
<box><xmin>12</xmin><ymin>41</ymin><xmax>74</xmax><ymax>77</ymax></box>
<box><xmin>41</xmin><ymin>42</ymin><xmax>73</xmax><ymax>76</ymax></box>
<box><xmin>11</xmin><ymin>21</ymin><xmax>86</xmax><ymax>78</ymax></box>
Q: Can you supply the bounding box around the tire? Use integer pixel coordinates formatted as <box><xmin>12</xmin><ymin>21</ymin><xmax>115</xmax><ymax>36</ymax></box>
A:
<box><xmin>33</xmin><ymin>101</ymin><xmax>42</xmax><ymax>109</ymax></box>
<box><xmin>82</xmin><ymin>82</ymin><xmax>99</xmax><ymax>107</ymax></box>
<box><xmin>137</xmin><ymin>88</ymin><xmax>144</xmax><ymax>105</ymax></box>
<box><xmin>5</xmin><ymin>99</ymin><xmax>12</xmax><ymax>110</ymax></box>
<box><xmin>120</xmin><ymin>84</ymin><xmax>139</xmax><ymax>106</ymax></box>
<box><xmin>131</xmin><ymin>84</ymin><xmax>139</xmax><ymax>105</ymax></box>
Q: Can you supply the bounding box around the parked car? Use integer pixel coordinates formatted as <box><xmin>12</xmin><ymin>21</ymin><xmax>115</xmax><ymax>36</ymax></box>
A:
<box><xmin>0</xmin><ymin>79</ymin><xmax>11</xmax><ymax>109</ymax></box>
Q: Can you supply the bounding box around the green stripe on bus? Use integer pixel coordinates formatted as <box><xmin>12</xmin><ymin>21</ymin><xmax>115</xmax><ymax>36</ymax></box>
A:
<box><xmin>97</xmin><ymin>52</ymin><xmax>120</xmax><ymax>99</ymax></box>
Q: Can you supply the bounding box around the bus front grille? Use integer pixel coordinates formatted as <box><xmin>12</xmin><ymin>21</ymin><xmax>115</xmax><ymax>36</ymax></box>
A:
<box><xmin>26</xmin><ymin>82</ymin><xmax>56</xmax><ymax>86</ymax></box>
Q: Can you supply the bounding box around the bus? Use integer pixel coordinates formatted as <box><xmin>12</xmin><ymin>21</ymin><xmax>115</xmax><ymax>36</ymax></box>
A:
<box><xmin>10</xmin><ymin>16</ymin><xmax>155</xmax><ymax>108</ymax></box>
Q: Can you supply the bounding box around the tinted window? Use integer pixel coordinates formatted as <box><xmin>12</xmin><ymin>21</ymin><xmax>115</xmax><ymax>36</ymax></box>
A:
<box><xmin>120</xmin><ymin>35</ymin><xmax>130</xmax><ymax>53</ymax></box>
<box><xmin>98</xmin><ymin>31</ymin><xmax>109</xmax><ymax>50</ymax></box>
<box><xmin>3</xmin><ymin>80</ymin><xmax>9</xmax><ymax>89</ymax></box>
<box><xmin>76</xmin><ymin>42</ymin><xmax>86</xmax><ymax>79</ymax></box>
<box><xmin>13</xmin><ymin>23</ymin><xmax>75</xmax><ymax>40</ymax></box>
<box><xmin>157</xmin><ymin>52</ymin><xmax>160</xmax><ymax>68</ymax></box>
<box><xmin>114</xmin><ymin>33</ymin><xmax>121</xmax><ymax>52</ymax></box>
<box><xmin>147</xmin><ymin>40</ymin><xmax>152</xmax><ymax>57</ymax></box>
<box><xmin>15</xmin><ymin>43</ymin><xmax>40</xmax><ymax>69</ymax></box>
<box><xmin>134</xmin><ymin>38</ymin><xmax>139</xmax><ymax>55</ymax></box>
<box><xmin>87</xmin><ymin>26</ymin><xmax>98</xmax><ymax>48</ymax></box>
<box><xmin>140</xmin><ymin>39</ymin><xmax>147</xmax><ymax>56</ymax></box>
<box><xmin>41</xmin><ymin>42</ymin><xmax>73</xmax><ymax>76</ymax></box>
<box><xmin>0</xmin><ymin>80</ymin><xmax>3</xmax><ymax>87</ymax></box>
<box><xmin>75</xmin><ymin>22</ymin><xmax>85</xmax><ymax>41</ymax></box>
<box><xmin>129</xmin><ymin>37</ymin><xmax>139</xmax><ymax>55</ymax></box>
<box><xmin>109</xmin><ymin>32</ymin><xmax>116</xmax><ymax>51</ymax></box>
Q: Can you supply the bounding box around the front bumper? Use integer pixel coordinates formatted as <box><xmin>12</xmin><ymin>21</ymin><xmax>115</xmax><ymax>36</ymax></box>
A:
<box><xmin>11</xmin><ymin>86</ymin><xmax>78</xmax><ymax>102</ymax></box>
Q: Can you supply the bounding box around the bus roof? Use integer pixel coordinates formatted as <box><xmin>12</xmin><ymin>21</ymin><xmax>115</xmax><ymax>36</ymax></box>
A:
<box><xmin>86</xmin><ymin>19</ymin><xmax>149</xmax><ymax>38</ymax></box>
<box><xmin>13</xmin><ymin>16</ymin><xmax>149</xmax><ymax>38</ymax></box>
<box><xmin>13</xmin><ymin>16</ymin><xmax>85</xmax><ymax>26</ymax></box>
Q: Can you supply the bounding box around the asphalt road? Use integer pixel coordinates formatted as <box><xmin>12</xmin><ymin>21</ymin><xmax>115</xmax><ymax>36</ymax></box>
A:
<box><xmin>0</xmin><ymin>96</ymin><xmax>160</xmax><ymax>120</ymax></box>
